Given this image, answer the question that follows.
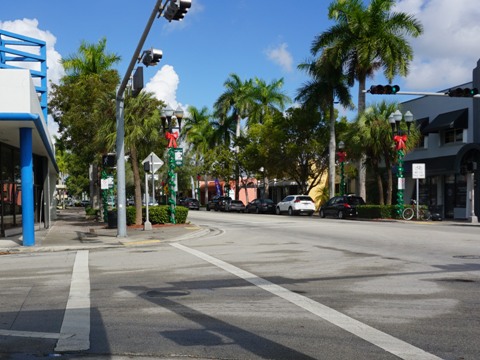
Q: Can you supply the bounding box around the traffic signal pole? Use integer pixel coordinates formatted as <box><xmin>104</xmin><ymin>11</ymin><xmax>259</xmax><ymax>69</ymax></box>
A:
<box><xmin>115</xmin><ymin>0</ymin><xmax>167</xmax><ymax>237</ymax></box>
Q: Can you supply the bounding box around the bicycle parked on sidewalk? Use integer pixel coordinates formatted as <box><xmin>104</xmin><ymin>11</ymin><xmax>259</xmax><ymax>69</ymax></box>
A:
<box><xmin>402</xmin><ymin>200</ymin><xmax>432</xmax><ymax>221</ymax></box>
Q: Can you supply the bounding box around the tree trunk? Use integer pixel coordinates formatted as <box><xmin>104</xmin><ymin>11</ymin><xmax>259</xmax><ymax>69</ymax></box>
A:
<box><xmin>328</xmin><ymin>105</ymin><xmax>336</xmax><ymax>199</ymax></box>
<box><xmin>357</xmin><ymin>76</ymin><xmax>367</xmax><ymax>201</ymax></box>
<box><xmin>385</xmin><ymin>158</ymin><xmax>393</xmax><ymax>205</ymax></box>
<box><xmin>130</xmin><ymin>147</ymin><xmax>143</xmax><ymax>225</ymax></box>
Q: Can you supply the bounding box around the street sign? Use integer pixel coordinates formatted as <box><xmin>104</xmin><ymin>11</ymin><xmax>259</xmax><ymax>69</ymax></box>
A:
<box><xmin>142</xmin><ymin>152</ymin><xmax>164</xmax><ymax>173</ymax></box>
<box><xmin>174</xmin><ymin>148</ymin><xmax>183</xmax><ymax>166</ymax></box>
<box><xmin>412</xmin><ymin>163</ymin><xmax>426</xmax><ymax>179</ymax></box>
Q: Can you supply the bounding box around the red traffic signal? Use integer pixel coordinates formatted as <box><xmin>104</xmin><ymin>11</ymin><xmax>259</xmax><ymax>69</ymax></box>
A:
<box><xmin>447</xmin><ymin>87</ymin><xmax>479</xmax><ymax>97</ymax></box>
<box><xmin>369</xmin><ymin>84</ymin><xmax>400</xmax><ymax>95</ymax></box>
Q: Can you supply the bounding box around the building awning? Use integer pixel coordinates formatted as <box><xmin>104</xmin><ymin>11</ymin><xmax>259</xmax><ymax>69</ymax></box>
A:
<box><xmin>422</xmin><ymin>108</ymin><xmax>468</xmax><ymax>134</ymax></box>
<box><xmin>416</xmin><ymin>117</ymin><xmax>429</xmax><ymax>133</ymax></box>
<box><xmin>405</xmin><ymin>155</ymin><xmax>456</xmax><ymax>177</ymax></box>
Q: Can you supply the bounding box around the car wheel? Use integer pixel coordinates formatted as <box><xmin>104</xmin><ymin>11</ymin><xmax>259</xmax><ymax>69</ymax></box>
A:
<box><xmin>276</xmin><ymin>207</ymin><xmax>281</xmax><ymax>215</ymax></box>
<box><xmin>320</xmin><ymin>209</ymin><xmax>326</xmax><ymax>218</ymax></box>
<box><xmin>255</xmin><ymin>207</ymin><xmax>260</xmax><ymax>214</ymax></box>
<box><xmin>206</xmin><ymin>206</ymin><xmax>210</xmax><ymax>211</ymax></box>
<box><xmin>288</xmin><ymin>207</ymin><xmax>293</xmax><ymax>216</ymax></box>
<box><xmin>338</xmin><ymin>210</ymin><xmax>345</xmax><ymax>219</ymax></box>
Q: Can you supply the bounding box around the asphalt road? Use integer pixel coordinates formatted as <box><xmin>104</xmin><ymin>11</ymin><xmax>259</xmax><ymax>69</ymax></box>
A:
<box><xmin>1</xmin><ymin>210</ymin><xmax>479</xmax><ymax>359</ymax></box>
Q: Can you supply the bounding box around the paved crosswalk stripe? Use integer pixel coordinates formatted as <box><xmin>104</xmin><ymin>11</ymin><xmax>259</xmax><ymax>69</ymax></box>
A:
<box><xmin>55</xmin><ymin>250</ymin><xmax>90</xmax><ymax>352</ymax></box>
<box><xmin>171</xmin><ymin>243</ymin><xmax>441</xmax><ymax>360</ymax></box>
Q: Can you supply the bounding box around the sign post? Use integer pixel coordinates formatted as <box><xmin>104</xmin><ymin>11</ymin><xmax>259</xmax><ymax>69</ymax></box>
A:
<box><xmin>412</xmin><ymin>163</ymin><xmax>426</xmax><ymax>220</ymax></box>
<box><xmin>142</xmin><ymin>152</ymin><xmax>163</xmax><ymax>230</ymax></box>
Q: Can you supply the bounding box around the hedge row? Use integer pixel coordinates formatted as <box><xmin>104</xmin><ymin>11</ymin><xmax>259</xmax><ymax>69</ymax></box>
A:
<box><xmin>126</xmin><ymin>205</ymin><xmax>189</xmax><ymax>225</ymax></box>
<box><xmin>356</xmin><ymin>204</ymin><xmax>428</xmax><ymax>219</ymax></box>
<box><xmin>357</xmin><ymin>205</ymin><xmax>398</xmax><ymax>219</ymax></box>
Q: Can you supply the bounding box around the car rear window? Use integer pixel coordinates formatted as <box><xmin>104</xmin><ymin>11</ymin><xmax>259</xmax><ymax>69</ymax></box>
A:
<box><xmin>263</xmin><ymin>199</ymin><xmax>274</xmax><ymax>204</ymax></box>
<box><xmin>297</xmin><ymin>196</ymin><xmax>314</xmax><ymax>202</ymax></box>
<box><xmin>347</xmin><ymin>197</ymin><xmax>365</xmax><ymax>205</ymax></box>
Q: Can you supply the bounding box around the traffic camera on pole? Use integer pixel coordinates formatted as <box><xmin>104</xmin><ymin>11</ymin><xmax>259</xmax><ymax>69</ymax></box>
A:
<box><xmin>369</xmin><ymin>84</ymin><xmax>400</xmax><ymax>95</ymax></box>
<box><xmin>163</xmin><ymin>0</ymin><xmax>192</xmax><ymax>22</ymax></box>
<box><xmin>447</xmin><ymin>87</ymin><xmax>479</xmax><ymax>97</ymax></box>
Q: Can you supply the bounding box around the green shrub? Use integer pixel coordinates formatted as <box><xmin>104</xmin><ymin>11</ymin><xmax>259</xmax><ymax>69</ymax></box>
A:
<box><xmin>125</xmin><ymin>205</ymin><xmax>189</xmax><ymax>225</ymax></box>
<box><xmin>357</xmin><ymin>205</ymin><xmax>397</xmax><ymax>219</ymax></box>
<box><xmin>126</xmin><ymin>206</ymin><xmax>136</xmax><ymax>225</ymax></box>
<box><xmin>85</xmin><ymin>206</ymin><xmax>98</xmax><ymax>216</ymax></box>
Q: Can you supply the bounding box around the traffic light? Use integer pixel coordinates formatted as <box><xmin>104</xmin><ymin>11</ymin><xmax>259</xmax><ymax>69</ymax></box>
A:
<box><xmin>447</xmin><ymin>87</ymin><xmax>479</xmax><ymax>97</ymax></box>
<box><xmin>102</xmin><ymin>153</ymin><xmax>116</xmax><ymax>168</ymax></box>
<box><xmin>369</xmin><ymin>85</ymin><xmax>400</xmax><ymax>95</ymax></box>
<box><xmin>140</xmin><ymin>48</ymin><xmax>163</xmax><ymax>67</ymax></box>
<box><xmin>164</xmin><ymin>0</ymin><xmax>192</xmax><ymax>22</ymax></box>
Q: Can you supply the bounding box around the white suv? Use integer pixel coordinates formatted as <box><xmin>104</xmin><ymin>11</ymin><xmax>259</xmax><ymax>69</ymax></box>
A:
<box><xmin>276</xmin><ymin>195</ymin><xmax>316</xmax><ymax>216</ymax></box>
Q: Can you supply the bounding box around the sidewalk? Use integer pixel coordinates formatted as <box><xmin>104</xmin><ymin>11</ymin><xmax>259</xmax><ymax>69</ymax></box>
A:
<box><xmin>0</xmin><ymin>208</ymin><xmax>208</xmax><ymax>253</ymax></box>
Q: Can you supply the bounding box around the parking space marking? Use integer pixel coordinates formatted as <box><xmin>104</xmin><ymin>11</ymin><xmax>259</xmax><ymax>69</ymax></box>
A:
<box><xmin>171</xmin><ymin>243</ymin><xmax>441</xmax><ymax>360</ymax></box>
<box><xmin>55</xmin><ymin>250</ymin><xmax>90</xmax><ymax>352</ymax></box>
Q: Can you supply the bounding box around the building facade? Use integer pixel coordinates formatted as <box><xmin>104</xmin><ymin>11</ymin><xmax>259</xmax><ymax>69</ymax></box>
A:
<box><xmin>0</xmin><ymin>30</ymin><xmax>58</xmax><ymax>244</ymax></box>
<box><xmin>401</xmin><ymin>59</ymin><xmax>480</xmax><ymax>220</ymax></box>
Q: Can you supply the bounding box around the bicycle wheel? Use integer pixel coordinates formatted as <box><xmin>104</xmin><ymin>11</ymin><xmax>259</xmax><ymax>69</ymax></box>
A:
<box><xmin>402</xmin><ymin>207</ymin><xmax>414</xmax><ymax>220</ymax></box>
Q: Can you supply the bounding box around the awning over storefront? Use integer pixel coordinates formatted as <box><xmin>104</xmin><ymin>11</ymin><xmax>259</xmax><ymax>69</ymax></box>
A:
<box><xmin>422</xmin><ymin>108</ymin><xmax>468</xmax><ymax>134</ymax></box>
<box><xmin>405</xmin><ymin>155</ymin><xmax>456</xmax><ymax>176</ymax></box>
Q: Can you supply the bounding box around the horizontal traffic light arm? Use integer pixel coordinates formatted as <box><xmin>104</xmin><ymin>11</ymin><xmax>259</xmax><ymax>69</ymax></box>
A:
<box><xmin>363</xmin><ymin>90</ymin><xmax>480</xmax><ymax>98</ymax></box>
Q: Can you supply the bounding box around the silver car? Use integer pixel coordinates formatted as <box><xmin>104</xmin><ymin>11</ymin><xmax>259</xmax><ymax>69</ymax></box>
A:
<box><xmin>276</xmin><ymin>195</ymin><xmax>316</xmax><ymax>216</ymax></box>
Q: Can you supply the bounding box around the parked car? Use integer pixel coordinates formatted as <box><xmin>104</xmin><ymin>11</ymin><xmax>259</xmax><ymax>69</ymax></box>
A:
<box><xmin>319</xmin><ymin>195</ymin><xmax>366</xmax><ymax>219</ymax></box>
<box><xmin>276</xmin><ymin>195</ymin><xmax>316</xmax><ymax>216</ymax></box>
<box><xmin>221</xmin><ymin>199</ymin><xmax>245</xmax><ymax>212</ymax></box>
<box><xmin>245</xmin><ymin>198</ymin><xmax>276</xmax><ymax>214</ymax></box>
<box><xmin>179</xmin><ymin>197</ymin><xmax>200</xmax><ymax>210</ymax></box>
<box><xmin>206</xmin><ymin>195</ymin><xmax>231</xmax><ymax>211</ymax></box>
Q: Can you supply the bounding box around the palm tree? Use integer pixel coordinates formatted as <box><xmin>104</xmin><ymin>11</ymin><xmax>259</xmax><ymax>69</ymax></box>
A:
<box><xmin>297</xmin><ymin>57</ymin><xmax>352</xmax><ymax>198</ymax></box>
<box><xmin>348</xmin><ymin>100</ymin><xmax>420</xmax><ymax>205</ymax></box>
<box><xmin>249</xmin><ymin>77</ymin><xmax>291</xmax><ymax>125</ymax></box>
<box><xmin>214</xmin><ymin>74</ymin><xmax>255</xmax><ymax>199</ymax></box>
<box><xmin>61</xmin><ymin>37</ymin><xmax>121</xmax><ymax>79</ymax></box>
<box><xmin>97</xmin><ymin>91</ymin><xmax>163</xmax><ymax>225</ymax></box>
<box><xmin>312</xmin><ymin>0</ymin><xmax>423</xmax><ymax>201</ymax></box>
<box><xmin>55</xmin><ymin>37</ymin><xmax>121</xmax><ymax>209</ymax></box>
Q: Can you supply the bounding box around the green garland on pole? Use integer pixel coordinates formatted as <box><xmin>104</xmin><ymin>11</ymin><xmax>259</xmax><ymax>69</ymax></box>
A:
<box><xmin>396</xmin><ymin>149</ymin><xmax>405</xmax><ymax>218</ymax></box>
<box><xmin>101</xmin><ymin>170</ymin><xmax>108</xmax><ymax>223</ymax></box>
<box><xmin>167</xmin><ymin>147</ymin><xmax>176</xmax><ymax>224</ymax></box>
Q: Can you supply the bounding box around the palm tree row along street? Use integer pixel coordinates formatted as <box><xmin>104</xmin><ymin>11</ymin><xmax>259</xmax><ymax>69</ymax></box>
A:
<box><xmin>52</xmin><ymin>0</ymin><xmax>424</xmax><ymax>222</ymax></box>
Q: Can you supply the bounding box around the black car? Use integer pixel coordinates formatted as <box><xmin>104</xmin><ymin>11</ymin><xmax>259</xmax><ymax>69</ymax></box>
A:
<box><xmin>179</xmin><ymin>197</ymin><xmax>200</xmax><ymax>210</ymax></box>
<box><xmin>319</xmin><ymin>195</ymin><xmax>365</xmax><ymax>219</ymax></box>
<box><xmin>245</xmin><ymin>198</ymin><xmax>276</xmax><ymax>214</ymax></box>
<box><xmin>220</xmin><ymin>199</ymin><xmax>245</xmax><ymax>212</ymax></box>
<box><xmin>206</xmin><ymin>195</ymin><xmax>231</xmax><ymax>211</ymax></box>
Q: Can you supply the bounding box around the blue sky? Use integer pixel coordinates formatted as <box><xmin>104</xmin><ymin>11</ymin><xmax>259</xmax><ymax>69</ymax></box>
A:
<box><xmin>2</xmin><ymin>0</ymin><xmax>480</xmax><ymax>138</ymax></box>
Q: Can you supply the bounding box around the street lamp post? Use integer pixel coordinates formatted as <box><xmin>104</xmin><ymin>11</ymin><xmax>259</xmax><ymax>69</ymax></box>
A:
<box><xmin>337</xmin><ymin>141</ymin><xmax>346</xmax><ymax>196</ymax></box>
<box><xmin>161</xmin><ymin>104</ymin><xmax>184</xmax><ymax>224</ymax></box>
<box><xmin>389</xmin><ymin>110</ymin><xmax>414</xmax><ymax>218</ymax></box>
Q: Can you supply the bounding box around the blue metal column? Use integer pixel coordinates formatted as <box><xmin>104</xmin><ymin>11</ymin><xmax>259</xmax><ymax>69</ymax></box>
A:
<box><xmin>20</xmin><ymin>127</ymin><xmax>35</xmax><ymax>246</ymax></box>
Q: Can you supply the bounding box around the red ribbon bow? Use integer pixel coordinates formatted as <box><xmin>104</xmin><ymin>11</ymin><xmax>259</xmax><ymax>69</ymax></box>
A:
<box><xmin>165</xmin><ymin>132</ymin><xmax>178</xmax><ymax>148</ymax></box>
<box><xmin>393</xmin><ymin>134</ymin><xmax>407</xmax><ymax>150</ymax></box>
<box><xmin>337</xmin><ymin>151</ymin><xmax>347</xmax><ymax>162</ymax></box>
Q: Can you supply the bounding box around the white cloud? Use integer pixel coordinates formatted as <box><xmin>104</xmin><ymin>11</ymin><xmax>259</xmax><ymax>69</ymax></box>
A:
<box><xmin>145</xmin><ymin>64</ymin><xmax>180</xmax><ymax>108</ymax></box>
<box><xmin>394</xmin><ymin>0</ymin><xmax>480</xmax><ymax>90</ymax></box>
<box><xmin>0</xmin><ymin>18</ymin><xmax>64</xmax><ymax>139</ymax></box>
<box><xmin>265</xmin><ymin>43</ymin><xmax>294</xmax><ymax>73</ymax></box>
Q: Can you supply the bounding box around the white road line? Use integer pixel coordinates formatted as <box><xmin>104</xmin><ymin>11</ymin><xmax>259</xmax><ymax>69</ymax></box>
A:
<box><xmin>171</xmin><ymin>243</ymin><xmax>441</xmax><ymax>360</ymax></box>
<box><xmin>0</xmin><ymin>329</ymin><xmax>61</xmax><ymax>339</ymax></box>
<box><xmin>55</xmin><ymin>250</ymin><xmax>90</xmax><ymax>352</ymax></box>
